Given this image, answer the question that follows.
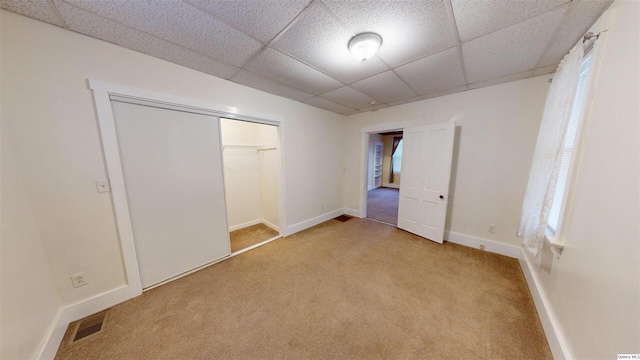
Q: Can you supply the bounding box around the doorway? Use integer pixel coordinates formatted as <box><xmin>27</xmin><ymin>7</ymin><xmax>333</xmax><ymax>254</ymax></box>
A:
<box><xmin>220</xmin><ymin>118</ymin><xmax>281</xmax><ymax>254</ymax></box>
<box><xmin>360</xmin><ymin>121</ymin><xmax>456</xmax><ymax>244</ymax></box>
<box><xmin>366</xmin><ymin>131</ymin><xmax>403</xmax><ymax>225</ymax></box>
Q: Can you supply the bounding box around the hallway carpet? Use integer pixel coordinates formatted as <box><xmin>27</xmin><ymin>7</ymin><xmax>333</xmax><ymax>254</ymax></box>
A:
<box><xmin>367</xmin><ymin>187</ymin><xmax>399</xmax><ymax>225</ymax></box>
<box><xmin>230</xmin><ymin>223</ymin><xmax>279</xmax><ymax>253</ymax></box>
<box><xmin>55</xmin><ymin>218</ymin><xmax>551</xmax><ymax>360</ymax></box>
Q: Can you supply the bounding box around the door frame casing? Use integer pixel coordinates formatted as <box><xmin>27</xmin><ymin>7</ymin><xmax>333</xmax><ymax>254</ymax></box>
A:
<box><xmin>359</xmin><ymin>121</ymin><xmax>413</xmax><ymax>219</ymax></box>
<box><xmin>89</xmin><ymin>79</ymin><xmax>286</xmax><ymax>299</ymax></box>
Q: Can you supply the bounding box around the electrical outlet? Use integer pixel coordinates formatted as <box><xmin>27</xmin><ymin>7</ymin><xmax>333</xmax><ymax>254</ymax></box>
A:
<box><xmin>95</xmin><ymin>178</ymin><xmax>111</xmax><ymax>193</ymax></box>
<box><xmin>488</xmin><ymin>224</ymin><xmax>496</xmax><ymax>233</ymax></box>
<box><xmin>71</xmin><ymin>272</ymin><xmax>88</xmax><ymax>288</ymax></box>
<box><xmin>321</xmin><ymin>204</ymin><xmax>325</xmax><ymax>210</ymax></box>
<box><xmin>479</xmin><ymin>244</ymin><xmax>486</xmax><ymax>251</ymax></box>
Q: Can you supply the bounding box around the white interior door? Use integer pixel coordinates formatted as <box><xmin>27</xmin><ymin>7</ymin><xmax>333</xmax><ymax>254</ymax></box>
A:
<box><xmin>397</xmin><ymin>121</ymin><xmax>455</xmax><ymax>243</ymax></box>
<box><xmin>112</xmin><ymin>101</ymin><xmax>231</xmax><ymax>288</ymax></box>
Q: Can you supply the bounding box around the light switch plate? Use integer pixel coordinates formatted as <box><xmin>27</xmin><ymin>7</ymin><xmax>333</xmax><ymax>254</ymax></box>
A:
<box><xmin>96</xmin><ymin>178</ymin><xmax>111</xmax><ymax>193</ymax></box>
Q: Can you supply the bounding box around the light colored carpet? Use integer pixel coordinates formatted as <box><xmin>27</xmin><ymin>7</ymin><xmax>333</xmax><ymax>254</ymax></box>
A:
<box><xmin>230</xmin><ymin>223</ymin><xmax>279</xmax><ymax>253</ymax></box>
<box><xmin>367</xmin><ymin>187</ymin><xmax>399</xmax><ymax>225</ymax></box>
<box><xmin>55</xmin><ymin>218</ymin><xmax>551</xmax><ymax>359</ymax></box>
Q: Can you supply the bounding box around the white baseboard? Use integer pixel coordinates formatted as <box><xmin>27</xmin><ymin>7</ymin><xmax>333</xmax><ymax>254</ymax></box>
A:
<box><xmin>262</xmin><ymin>219</ymin><xmax>280</xmax><ymax>232</ymax></box>
<box><xmin>228</xmin><ymin>219</ymin><xmax>262</xmax><ymax>232</ymax></box>
<box><xmin>343</xmin><ymin>208</ymin><xmax>362</xmax><ymax>218</ymax></box>
<box><xmin>444</xmin><ymin>231</ymin><xmax>520</xmax><ymax>258</ymax></box>
<box><xmin>518</xmin><ymin>249</ymin><xmax>571</xmax><ymax>360</ymax></box>
<box><xmin>64</xmin><ymin>285</ymin><xmax>132</xmax><ymax>322</ymax></box>
<box><xmin>41</xmin><ymin>285</ymin><xmax>134</xmax><ymax>358</ymax></box>
<box><xmin>285</xmin><ymin>208</ymin><xmax>344</xmax><ymax>236</ymax></box>
<box><xmin>381</xmin><ymin>184</ymin><xmax>400</xmax><ymax>189</ymax></box>
<box><xmin>37</xmin><ymin>309</ymin><xmax>68</xmax><ymax>360</ymax></box>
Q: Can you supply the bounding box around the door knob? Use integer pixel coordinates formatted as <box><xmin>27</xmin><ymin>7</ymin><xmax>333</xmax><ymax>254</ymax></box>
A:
<box><xmin>439</xmin><ymin>195</ymin><xmax>444</xmax><ymax>200</ymax></box>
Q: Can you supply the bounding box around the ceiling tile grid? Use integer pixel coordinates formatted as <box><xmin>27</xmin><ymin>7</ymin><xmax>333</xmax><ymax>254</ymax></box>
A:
<box><xmin>0</xmin><ymin>0</ymin><xmax>65</xmax><ymax>26</ymax></box>
<box><xmin>538</xmin><ymin>0</ymin><xmax>614</xmax><ymax>67</ymax></box>
<box><xmin>273</xmin><ymin>3</ymin><xmax>389</xmax><ymax>84</ymax></box>
<box><xmin>533</xmin><ymin>64</ymin><xmax>559</xmax><ymax>76</ymax></box>
<box><xmin>467</xmin><ymin>69</ymin><xmax>533</xmax><ymax>90</ymax></box>
<box><xmin>231</xmin><ymin>70</ymin><xmax>315</xmax><ymax>102</ymax></box>
<box><xmin>320</xmin><ymin>86</ymin><xmax>378</xmax><ymax>110</ymax></box>
<box><xmin>452</xmin><ymin>0</ymin><xmax>570</xmax><ymax>42</ymax></box>
<box><xmin>63</xmin><ymin>0</ymin><xmax>263</xmax><ymax>67</ymax></box>
<box><xmin>245</xmin><ymin>47</ymin><xmax>343</xmax><ymax>95</ymax></box>
<box><xmin>350</xmin><ymin>70</ymin><xmax>418</xmax><ymax>103</ymax></box>
<box><xmin>185</xmin><ymin>0</ymin><xmax>313</xmax><ymax>43</ymax></box>
<box><xmin>395</xmin><ymin>47</ymin><xmax>466</xmax><ymax>96</ymax></box>
<box><xmin>53</xmin><ymin>0</ymin><xmax>240</xmax><ymax>79</ymax></box>
<box><xmin>323</xmin><ymin>0</ymin><xmax>457</xmax><ymax>67</ymax></box>
<box><xmin>303</xmin><ymin>96</ymin><xmax>354</xmax><ymax>114</ymax></box>
<box><xmin>421</xmin><ymin>85</ymin><xmax>468</xmax><ymax>101</ymax></box>
<box><xmin>0</xmin><ymin>0</ymin><xmax>614</xmax><ymax>115</ymax></box>
<box><xmin>462</xmin><ymin>6</ymin><xmax>568</xmax><ymax>84</ymax></box>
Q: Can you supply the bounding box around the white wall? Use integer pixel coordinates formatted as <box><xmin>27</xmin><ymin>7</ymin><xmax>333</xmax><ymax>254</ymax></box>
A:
<box><xmin>221</xmin><ymin>119</ymin><xmax>263</xmax><ymax>229</ymax></box>
<box><xmin>344</xmin><ymin>76</ymin><xmax>549</xmax><ymax>246</ymax></box>
<box><xmin>1</xmin><ymin>10</ymin><xmax>344</xmax><ymax>311</ymax></box>
<box><xmin>257</xmin><ymin>125</ymin><xmax>280</xmax><ymax>230</ymax></box>
<box><xmin>523</xmin><ymin>1</ymin><xmax>639</xmax><ymax>357</ymax></box>
<box><xmin>1</xmin><ymin>120</ymin><xmax>62</xmax><ymax>359</ymax></box>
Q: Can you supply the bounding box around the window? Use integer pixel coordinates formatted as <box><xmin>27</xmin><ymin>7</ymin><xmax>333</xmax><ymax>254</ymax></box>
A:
<box><xmin>547</xmin><ymin>52</ymin><xmax>593</xmax><ymax>237</ymax></box>
<box><xmin>392</xmin><ymin>139</ymin><xmax>403</xmax><ymax>173</ymax></box>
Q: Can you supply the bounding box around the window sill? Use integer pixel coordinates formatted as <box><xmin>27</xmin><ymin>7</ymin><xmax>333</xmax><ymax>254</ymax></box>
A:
<box><xmin>544</xmin><ymin>234</ymin><xmax>564</xmax><ymax>259</ymax></box>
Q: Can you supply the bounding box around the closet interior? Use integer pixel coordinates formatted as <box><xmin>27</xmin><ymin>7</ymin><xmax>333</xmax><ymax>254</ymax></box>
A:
<box><xmin>220</xmin><ymin>118</ymin><xmax>281</xmax><ymax>253</ymax></box>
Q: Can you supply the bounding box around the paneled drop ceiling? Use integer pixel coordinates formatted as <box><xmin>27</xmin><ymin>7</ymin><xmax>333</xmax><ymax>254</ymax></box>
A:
<box><xmin>1</xmin><ymin>0</ymin><xmax>612</xmax><ymax>115</ymax></box>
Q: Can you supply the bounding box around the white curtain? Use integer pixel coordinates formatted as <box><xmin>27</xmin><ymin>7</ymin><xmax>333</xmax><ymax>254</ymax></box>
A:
<box><xmin>518</xmin><ymin>44</ymin><xmax>584</xmax><ymax>254</ymax></box>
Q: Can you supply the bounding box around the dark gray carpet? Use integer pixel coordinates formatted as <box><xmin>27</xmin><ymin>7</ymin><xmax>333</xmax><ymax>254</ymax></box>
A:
<box><xmin>367</xmin><ymin>187</ymin><xmax>399</xmax><ymax>225</ymax></box>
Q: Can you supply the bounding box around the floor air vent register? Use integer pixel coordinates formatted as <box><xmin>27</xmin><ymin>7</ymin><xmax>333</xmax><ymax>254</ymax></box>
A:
<box><xmin>70</xmin><ymin>310</ymin><xmax>109</xmax><ymax>342</ymax></box>
<box><xmin>334</xmin><ymin>215</ymin><xmax>352</xmax><ymax>222</ymax></box>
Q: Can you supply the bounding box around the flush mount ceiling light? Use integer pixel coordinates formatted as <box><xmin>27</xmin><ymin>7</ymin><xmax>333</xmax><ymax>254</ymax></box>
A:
<box><xmin>348</xmin><ymin>33</ymin><xmax>382</xmax><ymax>62</ymax></box>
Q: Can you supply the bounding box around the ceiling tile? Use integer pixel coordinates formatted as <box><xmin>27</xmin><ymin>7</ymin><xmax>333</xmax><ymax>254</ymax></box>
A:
<box><xmin>343</xmin><ymin>110</ymin><xmax>362</xmax><ymax>116</ymax></box>
<box><xmin>539</xmin><ymin>0</ymin><xmax>613</xmax><ymax>67</ymax></box>
<box><xmin>273</xmin><ymin>4</ymin><xmax>388</xmax><ymax>84</ymax></box>
<box><xmin>303</xmin><ymin>96</ymin><xmax>353</xmax><ymax>114</ymax></box>
<box><xmin>462</xmin><ymin>6</ymin><xmax>567</xmax><ymax>84</ymax></box>
<box><xmin>533</xmin><ymin>64</ymin><xmax>557</xmax><ymax>76</ymax></box>
<box><xmin>421</xmin><ymin>85</ymin><xmax>468</xmax><ymax>100</ymax></box>
<box><xmin>62</xmin><ymin>0</ymin><xmax>262</xmax><ymax>67</ymax></box>
<box><xmin>323</xmin><ymin>0</ymin><xmax>456</xmax><ymax>67</ymax></box>
<box><xmin>1</xmin><ymin>0</ymin><xmax>65</xmax><ymax>26</ymax></box>
<box><xmin>452</xmin><ymin>0</ymin><xmax>570</xmax><ymax>42</ymax></box>
<box><xmin>185</xmin><ymin>0</ymin><xmax>312</xmax><ymax>43</ymax></box>
<box><xmin>467</xmin><ymin>70</ymin><xmax>532</xmax><ymax>90</ymax></box>
<box><xmin>358</xmin><ymin>104</ymin><xmax>389</xmax><ymax>112</ymax></box>
<box><xmin>245</xmin><ymin>48</ymin><xmax>343</xmax><ymax>95</ymax></box>
<box><xmin>386</xmin><ymin>96</ymin><xmax>424</xmax><ymax>107</ymax></box>
<box><xmin>231</xmin><ymin>70</ymin><xmax>314</xmax><ymax>102</ymax></box>
<box><xmin>350</xmin><ymin>71</ymin><xmax>417</xmax><ymax>103</ymax></box>
<box><xmin>320</xmin><ymin>86</ymin><xmax>377</xmax><ymax>110</ymax></box>
<box><xmin>395</xmin><ymin>47</ymin><xmax>466</xmax><ymax>96</ymax></box>
<box><xmin>54</xmin><ymin>0</ymin><xmax>239</xmax><ymax>79</ymax></box>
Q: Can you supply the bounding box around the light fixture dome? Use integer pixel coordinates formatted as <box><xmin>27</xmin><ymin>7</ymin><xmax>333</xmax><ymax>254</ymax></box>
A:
<box><xmin>348</xmin><ymin>33</ymin><xmax>382</xmax><ymax>62</ymax></box>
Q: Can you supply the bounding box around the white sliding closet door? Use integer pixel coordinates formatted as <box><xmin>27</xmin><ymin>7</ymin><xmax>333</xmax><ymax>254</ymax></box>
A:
<box><xmin>112</xmin><ymin>100</ymin><xmax>230</xmax><ymax>289</ymax></box>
